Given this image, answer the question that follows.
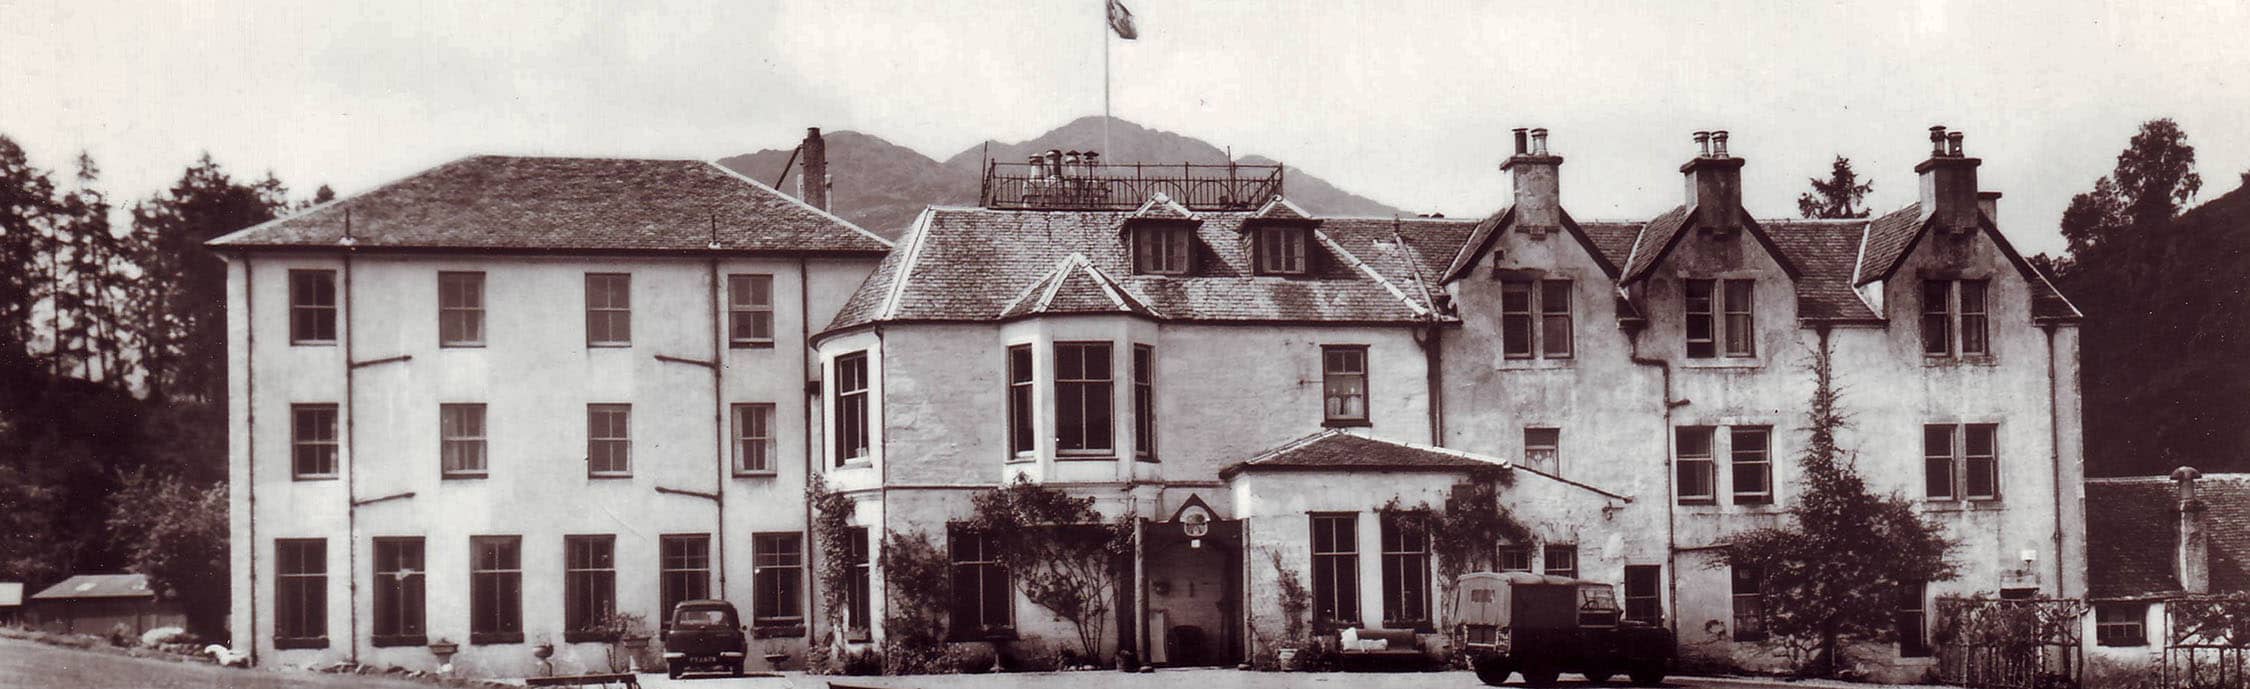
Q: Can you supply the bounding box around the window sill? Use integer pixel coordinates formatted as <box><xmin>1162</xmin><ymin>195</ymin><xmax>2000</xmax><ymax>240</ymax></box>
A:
<box><xmin>290</xmin><ymin>341</ymin><xmax>338</xmax><ymax>347</ymax></box>
<box><xmin>835</xmin><ymin>459</ymin><xmax>873</xmax><ymax>470</ymax></box>
<box><xmin>946</xmin><ymin>629</ymin><xmax>1019</xmax><ymax>643</ymax></box>
<box><xmin>1677</xmin><ymin>498</ymin><xmax>1717</xmax><ymax>506</ymax></box>
<box><xmin>440</xmin><ymin>343</ymin><xmax>486</xmax><ymax>349</ymax></box>
<box><xmin>1322</xmin><ymin>419</ymin><xmax>1372</xmax><ymax>429</ymax></box>
<box><xmin>586</xmin><ymin>343</ymin><xmax>633</xmax><ymax>349</ymax></box>
<box><xmin>294</xmin><ymin>475</ymin><xmax>340</xmax><ymax>482</ymax></box>
<box><xmin>442</xmin><ymin>472</ymin><xmax>488</xmax><ymax>480</ymax></box>
<box><xmin>733</xmin><ymin>471</ymin><xmax>778</xmax><ymax>479</ymax></box>
<box><xmin>470</xmin><ymin>632</ymin><xmax>524</xmax><ymax>645</ymax></box>
<box><xmin>730</xmin><ymin>341</ymin><xmax>777</xmax><ymax>350</ymax></box>
<box><xmin>370</xmin><ymin>635</ymin><xmax>428</xmax><ymax>648</ymax></box>
<box><xmin>1055</xmin><ymin>454</ymin><xmax>1117</xmax><ymax>462</ymax></box>
<box><xmin>750</xmin><ymin>624</ymin><xmax>805</xmax><ymax>639</ymax></box>
<box><xmin>1731</xmin><ymin>497</ymin><xmax>1775</xmax><ymax>507</ymax></box>
<box><xmin>274</xmin><ymin>637</ymin><xmax>329</xmax><ymax>650</ymax></box>
<box><xmin>1134</xmin><ymin>456</ymin><xmax>1159</xmax><ymax>464</ymax></box>
<box><xmin>1498</xmin><ymin>357</ymin><xmax>1575</xmax><ymax>369</ymax></box>
<box><xmin>1921</xmin><ymin>499</ymin><xmax>2004</xmax><ymax>512</ymax></box>
<box><xmin>1925</xmin><ymin>355</ymin><xmax>1998</xmax><ymax>367</ymax></box>
<box><xmin>587</xmin><ymin>472</ymin><xmax>635</xmax><ymax>480</ymax></box>
<box><xmin>1680</xmin><ymin>359</ymin><xmax>1762</xmax><ymax>370</ymax></box>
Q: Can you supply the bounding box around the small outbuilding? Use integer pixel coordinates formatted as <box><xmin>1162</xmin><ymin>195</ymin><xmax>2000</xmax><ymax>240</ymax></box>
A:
<box><xmin>0</xmin><ymin>582</ymin><xmax>22</xmax><ymax>625</ymax></box>
<box><xmin>26</xmin><ymin>573</ymin><xmax>187</xmax><ymax>636</ymax></box>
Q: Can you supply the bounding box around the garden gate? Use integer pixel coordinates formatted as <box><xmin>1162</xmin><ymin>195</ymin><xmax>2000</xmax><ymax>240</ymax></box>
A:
<box><xmin>2163</xmin><ymin>595</ymin><xmax>2250</xmax><ymax>689</ymax></box>
<box><xmin>1935</xmin><ymin>597</ymin><xmax>2086</xmax><ymax>689</ymax></box>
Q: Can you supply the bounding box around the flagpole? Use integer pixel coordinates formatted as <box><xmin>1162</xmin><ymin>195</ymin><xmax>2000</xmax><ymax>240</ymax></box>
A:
<box><xmin>1101</xmin><ymin>0</ymin><xmax>1112</xmax><ymax>158</ymax></box>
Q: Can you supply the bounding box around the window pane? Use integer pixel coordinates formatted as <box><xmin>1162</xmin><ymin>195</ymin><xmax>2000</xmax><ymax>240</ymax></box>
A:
<box><xmin>1007</xmin><ymin>345</ymin><xmax>1034</xmax><ymax>456</ymax></box>
<box><xmin>734</xmin><ymin>404</ymin><xmax>773</xmax><ymax>473</ymax></box>
<box><xmin>1925</xmin><ymin>425</ymin><xmax>1957</xmax><ymax>499</ymax></box>
<box><xmin>1684</xmin><ymin>280</ymin><xmax>1715</xmax><ymax>358</ymax></box>
<box><xmin>1322</xmin><ymin>347</ymin><xmax>1368</xmax><ymax>422</ymax></box>
<box><xmin>1501</xmin><ymin>281</ymin><xmax>1533</xmax><ymax>358</ymax></box>
<box><xmin>1731</xmin><ymin>427</ymin><xmax>1771</xmax><ymax>503</ymax></box>
<box><xmin>1723</xmin><ymin>280</ymin><xmax>1755</xmax><ymax>357</ymax></box>
<box><xmin>1961</xmin><ymin>281</ymin><xmax>1989</xmax><ymax>355</ymax></box>
<box><xmin>1922</xmin><ymin>281</ymin><xmax>1952</xmax><ymax>355</ymax></box>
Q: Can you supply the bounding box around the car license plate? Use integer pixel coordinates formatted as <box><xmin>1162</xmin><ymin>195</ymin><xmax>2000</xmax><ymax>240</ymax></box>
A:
<box><xmin>691</xmin><ymin>656</ymin><xmax>715</xmax><ymax>663</ymax></box>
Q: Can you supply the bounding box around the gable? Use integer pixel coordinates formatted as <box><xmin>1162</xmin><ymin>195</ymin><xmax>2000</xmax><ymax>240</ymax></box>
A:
<box><xmin>1861</xmin><ymin>204</ymin><xmax>2082</xmax><ymax>322</ymax></box>
<box><xmin>1441</xmin><ymin>207</ymin><xmax>1623</xmax><ymax>284</ymax></box>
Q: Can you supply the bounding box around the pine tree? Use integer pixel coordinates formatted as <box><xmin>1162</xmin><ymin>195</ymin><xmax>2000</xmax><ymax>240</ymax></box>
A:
<box><xmin>1718</xmin><ymin>335</ymin><xmax>1958</xmax><ymax>677</ymax></box>
<box><xmin>1796</xmin><ymin>156</ymin><xmax>1874</xmax><ymax>219</ymax></box>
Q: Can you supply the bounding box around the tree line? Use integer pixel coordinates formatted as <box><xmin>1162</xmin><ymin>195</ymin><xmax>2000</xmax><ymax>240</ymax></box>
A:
<box><xmin>0</xmin><ymin>132</ymin><xmax>328</xmax><ymax>637</ymax></box>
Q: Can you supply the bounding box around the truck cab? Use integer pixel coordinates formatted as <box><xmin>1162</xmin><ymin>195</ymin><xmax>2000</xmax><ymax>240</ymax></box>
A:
<box><xmin>1452</xmin><ymin>572</ymin><xmax>1671</xmax><ymax>687</ymax></box>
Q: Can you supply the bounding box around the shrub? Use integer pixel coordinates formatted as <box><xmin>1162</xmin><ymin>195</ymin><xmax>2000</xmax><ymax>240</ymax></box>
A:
<box><xmin>140</xmin><ymin>626</ymin><xmax>194</xmax><ymax>647</ymax></box>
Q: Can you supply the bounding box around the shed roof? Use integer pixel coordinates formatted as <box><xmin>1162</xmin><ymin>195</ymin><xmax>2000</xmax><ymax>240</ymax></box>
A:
<box><xmin>2085</xmin><ymin>474</ymin><xmax>2250</xmax><ymax>599</ymax></box>
<box><xmin>1218</xmin><ymin>429</ymin><xmax>1508</xmax><ymax>479</ymax></box>
<box><xmin>30</xmin><ymin>574</ymin><xmax>156</xmax><ymax>601</ymax></box>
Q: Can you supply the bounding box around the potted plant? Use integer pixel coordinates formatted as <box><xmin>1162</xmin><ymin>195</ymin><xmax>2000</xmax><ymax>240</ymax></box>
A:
<box><xmin>427</xmin><ymin>638</ymin><xmax>459</xmax><ymax>659</ymax></box>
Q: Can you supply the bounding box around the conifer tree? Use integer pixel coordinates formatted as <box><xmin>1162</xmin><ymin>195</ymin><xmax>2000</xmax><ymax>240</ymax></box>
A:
<box><xmin>1719</xmin><ymin>335</ymin><xmax>1957</xmax><ymax>677</ymax></box>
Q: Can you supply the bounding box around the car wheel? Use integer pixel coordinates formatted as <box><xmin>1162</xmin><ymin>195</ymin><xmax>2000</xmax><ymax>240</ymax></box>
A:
<box><xmin>1472</xmin><ymin>656</ymin><xmax>1513</xmax><ymax>686</ymax></box>
<box><xmin>668</xmin><ymin>666</ymin><xmax>683</xmax><ymax>680</ymax></box>
<box><xmin>732</xmin><ymin>661</ymin><xmax>745</xmax><ymax>676</ymax></box>
<box><xmin>1521</xmin><ymin>666</ymin><xmax>1562</xmax><ymax>687</ymax></box>
<box><xmin>1628</xmin><ymin>661</ymin><xmax>1666</xmax><ymax>686</ymax></box>
<box><xmin>1584</xmin><ymin>669</ymin><xmax>1615</xmax><ymax>683</ymax></box>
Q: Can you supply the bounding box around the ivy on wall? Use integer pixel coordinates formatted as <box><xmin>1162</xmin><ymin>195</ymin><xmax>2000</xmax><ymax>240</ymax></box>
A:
<box><xmin>805</xmin><ymin>475</ymin><xmax>858</xmax><ymax>647</ymax></box>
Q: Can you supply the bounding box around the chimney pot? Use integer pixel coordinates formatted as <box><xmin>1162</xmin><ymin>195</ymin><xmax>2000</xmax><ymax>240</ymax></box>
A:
<box><xmin>1692</xmin><ymin>131</ymin><xmax>1712</xmax><ymax>157</ymax></box>
<box><xmin>1529</xmin><ymin>128</ymin><xmax>1550</xmax><ymax>155</ymax></box>
<box><xmin>1513</xmin><ymin>128</ymin><xmax>1530</xmax><ymax>155</ymax></box>
<box><xmin>1712</xmin><ymin>130</ymin><xmax>1731</xmax><ymax>157</ymax></box>
<box><xmin>1929</xmin><ymin>126</ymin><xmax>1948</xmax><ymax>156</ymax></box>
<box><xmin>1947</xmin><ymin>131</ymin><xmax>1965</xmax><ymax>157</ymax></box>
<box><xmin>1500</xmin><ymin>128</ymin><xmax>1563</xmax><ymax>235</ymax></box>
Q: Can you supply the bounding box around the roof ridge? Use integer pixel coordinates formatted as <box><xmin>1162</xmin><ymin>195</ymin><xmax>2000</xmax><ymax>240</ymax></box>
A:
<box><xmin>1239</xmin><ymin>428</ymin><xmax>1346</xmax><ymax>465</ymax></box>
<box><xmin>704</xmin><ymin>161</ymin><xmax>895</xmax><ymax>248</ymax></box>
<box><xmin>878</xmin><ymin>209</ymin><xmax>937</xmax><ymax>320</ymax></box>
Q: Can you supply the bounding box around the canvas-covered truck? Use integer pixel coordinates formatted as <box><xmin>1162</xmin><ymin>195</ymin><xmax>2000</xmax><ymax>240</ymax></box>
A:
<box><xmin>1452</xmin><ymin>572</ymin><xmax>1673</xmax><ymax>687</ymax></box>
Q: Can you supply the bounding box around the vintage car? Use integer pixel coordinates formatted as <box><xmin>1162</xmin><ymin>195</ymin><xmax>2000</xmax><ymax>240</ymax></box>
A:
<box><xmin>1451</xmin><ymin>571</ymin><xmax>1672</xmax><ymax>687</ymax></box>
<box><xmin>661</xmin><ymin>599</ymin><xmax>749</xmax><ymax>679</ymax></box>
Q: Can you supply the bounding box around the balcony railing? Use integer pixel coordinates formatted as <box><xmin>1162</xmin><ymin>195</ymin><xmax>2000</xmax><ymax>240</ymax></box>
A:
<box><xmin>980</xmin><ymin>160</ymin><xmax>1284</xmax><ymax>211</ymax></box>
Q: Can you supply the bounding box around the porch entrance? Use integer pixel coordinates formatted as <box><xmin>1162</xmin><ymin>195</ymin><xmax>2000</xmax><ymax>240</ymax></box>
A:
<box><xmin>1137</xmin><ymin>515</ymin><xmax>1243</xmax><ymax>667</ymax></box>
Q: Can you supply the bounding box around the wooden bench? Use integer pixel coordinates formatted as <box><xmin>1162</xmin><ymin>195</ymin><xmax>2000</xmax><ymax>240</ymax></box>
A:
<box><xmin>525</xmin><ymin>673</ymin><xmax>640</xmax><ymax>688</ymax></box>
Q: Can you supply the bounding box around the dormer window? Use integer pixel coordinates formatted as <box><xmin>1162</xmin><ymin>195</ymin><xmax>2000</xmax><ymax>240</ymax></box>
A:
<box><xmin>1133</xmin><ymin>225</ymin><xmax>1194</xmax><ymax>275</ymax></box>
<box><xmin>1255</xmin><ymin>226</ymin><xmax>1310</xmax><ymax>275</ymax></box>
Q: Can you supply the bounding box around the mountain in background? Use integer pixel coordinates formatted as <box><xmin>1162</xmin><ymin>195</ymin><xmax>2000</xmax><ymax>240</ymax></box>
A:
<box><xmin>718</xmin><ymin>116</ymin><xmax>1403</xmax><ymax>239</ymax></box>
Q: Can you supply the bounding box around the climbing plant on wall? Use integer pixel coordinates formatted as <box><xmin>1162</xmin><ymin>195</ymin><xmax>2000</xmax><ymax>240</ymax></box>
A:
<box><xmin>1379</xmin><ymin>470</ymin><xmax>1532</xmax><ymax>603</ymax></box>
<box><xmin>965</xmin><ymin>476</ymin><xmax>1132</xmax><ymax>660</ymax></box>
<box><xmin>877</xmin><ymin>528</ymin><xmax>953</xmax><ymax>675</ymax></box>
<box><xmin>806</xmin><ymin>475</ymin><xmax>858</xmax><ymax>648</ymax></box>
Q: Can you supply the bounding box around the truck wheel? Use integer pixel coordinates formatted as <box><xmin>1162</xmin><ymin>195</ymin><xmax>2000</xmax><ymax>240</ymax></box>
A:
<box><xmin>1628</xmin><ymin>661</ymin><xmax>1666</xmax><ymax>686</ymax></box>
<box><xmin>1472</xmin><ymin>656</ymin><xmax>1513</xmax><ymax>686</ymax></box>
<box><xmin>1584</xmin><ymin>669</ymin><xmax>1615</xmax><ymax>683</ymax></box>
<box><xmin>1521</xmin><ymin>667</ymin><xmax>1562</xmax><ymax>687</ymax></box>
<box><xmin>668</xmin><ymin>666</ymin><xmax>683</xmax><ymax>680</ymax></box>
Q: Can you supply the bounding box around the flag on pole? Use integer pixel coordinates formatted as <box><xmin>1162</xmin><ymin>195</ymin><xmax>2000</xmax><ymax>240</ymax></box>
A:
<box><xmin>1107</xmin><ymin>0</ymin><xmax>1138</xmax><ymax>39</ymax></box>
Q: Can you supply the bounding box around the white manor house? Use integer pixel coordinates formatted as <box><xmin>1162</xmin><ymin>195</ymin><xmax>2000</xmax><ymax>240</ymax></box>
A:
<box><xmin>217</xmin><ymin>126</ymin><xmax>2086</xmax><ymax>682</ymax></box>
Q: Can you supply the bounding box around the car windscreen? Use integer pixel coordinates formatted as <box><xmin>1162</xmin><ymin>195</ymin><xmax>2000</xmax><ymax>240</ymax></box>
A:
<box><xmin>673</xmin><ymin>607</ymin><xmax>734</xmax><ymax>627</ymax></box>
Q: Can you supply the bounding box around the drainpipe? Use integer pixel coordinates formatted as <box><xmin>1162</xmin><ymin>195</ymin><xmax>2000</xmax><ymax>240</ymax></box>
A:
<box><xmin>799</xmin><ymin>257</ymin><xmax>816</xmax><ymax>645</ymax></box>
<box><xmin>2044</xmin><ymin>323</ymin><xmax>2065</xmax><ymax>595</ymax></box>
<box><xmin>1627</xmin><ymin>320</ymin><xmax>1680</xmax><ymax>636</ymax></box>
<box><xmin>1418</xmin><ymin>322</ymin><xmax>1446</xmax><ymax>444</ymax></box>
<box><xmin>245</xmin><ymin>256</ymin><xmax>259</xmax><ymax>665</ymax></box>
<box><xmin>342</xmin><ymin>248</ymin><xmax>359</xmax><ymax>665</ymax></box>
<box><xmin>710</xmin><ymin>257</ymin><xmax>728</xmax><ymax>593</ymax></box>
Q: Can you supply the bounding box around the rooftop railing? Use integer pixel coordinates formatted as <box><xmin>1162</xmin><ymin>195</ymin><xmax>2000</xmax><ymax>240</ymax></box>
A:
<box><xmin>980</xmin><ymin>159</ymin><xmax>1284</xmax><ymax>211</ymax></box>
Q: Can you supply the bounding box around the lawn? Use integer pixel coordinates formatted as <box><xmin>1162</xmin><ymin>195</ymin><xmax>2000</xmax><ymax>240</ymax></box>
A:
<box><xmin>0</xmin><ymin>636</ymin><xmax>443</xmax><ymax>689</ymax></box>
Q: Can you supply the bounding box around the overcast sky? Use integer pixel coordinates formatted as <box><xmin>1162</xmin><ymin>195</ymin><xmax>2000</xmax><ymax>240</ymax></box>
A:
<box><xmin>4</xmin><ymin>0</ymin><xmax>2245</xmax><ymax>256</ymax></box>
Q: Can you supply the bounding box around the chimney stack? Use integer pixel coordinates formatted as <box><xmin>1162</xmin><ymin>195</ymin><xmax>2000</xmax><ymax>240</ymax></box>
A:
<box><xmin>1500</xmin><ymin>126</ymin><xmax>1564</xmax><ymax>237</ymax></box>
<box><xmin>1916</xmin><ymin>125</ymin><xmax>1982</xmax><ymax>234</ymax></box>
<box><xmin>2174</xmin><ymin>466</ymin><xmax>2211</xmax><ymax>594</ymax></box>
<box><xmin>799</xmin><ymin>127</ymin><xmax>830</xmax><ymax>212</ymax></box>
<box><xmin>1681</xmin><ymin>129</ymin><xmax>1746</xmax><ymax>233</ymax></box>
<box><xmin>1977</xmin><ymin>191</ymin><xmax>2002</xmax><ymax>224</ymax></box>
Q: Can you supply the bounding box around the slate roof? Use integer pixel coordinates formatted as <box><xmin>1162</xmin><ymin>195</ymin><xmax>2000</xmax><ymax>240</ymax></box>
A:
<box><xmin>2085</xmin><ymin>474</ymin><xmax>2250</xmax><ymax>599</ymax></box>
<box><xmin>1000</xmin><ymin>254</ymin><xmax>1160</xmax><ymax>318</ymax></box>
<box><xmin>208</xmin><ymin>156</ymin><xmax>892</xmax><ymax>254</ymax></box>
<box><xmin>1848</xmin><ymin>202</ymin><xmax>2080</xmax><ymax>321</ymax></box>
<box><xmin>1764</xmin><ymin>219</ymin><xmax>1884</xmax><ymax>322</ymax></box>
<box><xmin>826</xmin><ymin>202</ymin><xmax>1477</xmax><ymax>331</ymax></box>
<box><xmin>1217</xmin><ymin>429</ymin><xmax>1508</xmax><ymax>479</ymax></box>
<box><xmin>30</xmin><ymin>573</ymin><xmax>156</xmax><ymax>601</ymax></box>
<box><xmin>1621</xmin><ymin>205</ymin><xmax>1696</xmax><ymax>282</ymax></box>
